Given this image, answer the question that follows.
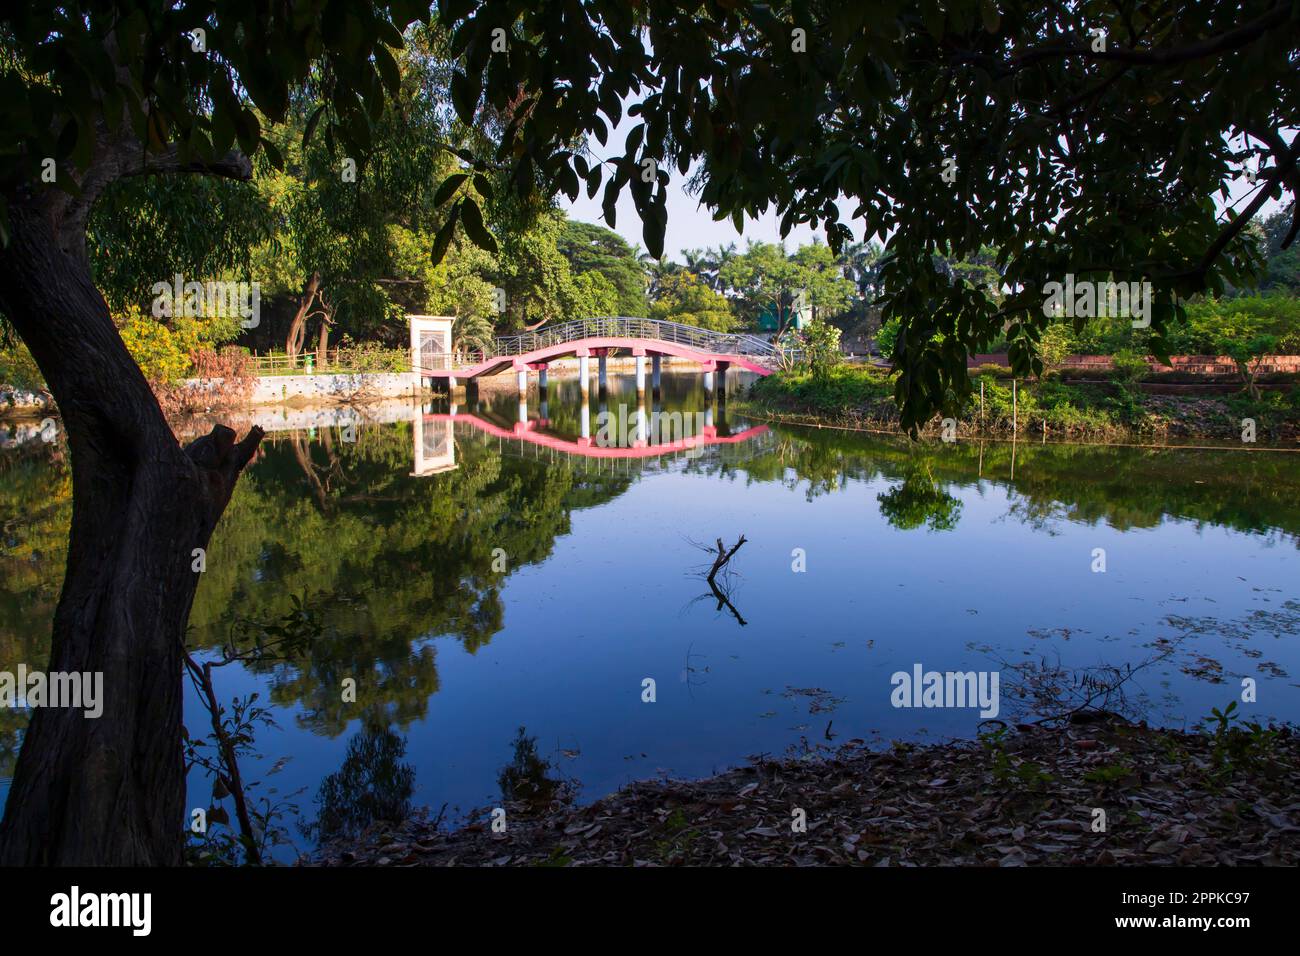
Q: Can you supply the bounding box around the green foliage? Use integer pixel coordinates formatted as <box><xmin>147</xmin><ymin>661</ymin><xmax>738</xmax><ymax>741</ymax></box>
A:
<box><xmin>438</xmin><ymin>0</ymin><xmax>1299</xmax><ymax>431</ymax></box>
<box><xmin>1203</xmin><ymin>701</ymin><xmax>1285</xmax><ymax>781</ymax></box>
<box><xmin>0</xmin><ymin>339</ymin><xmax>44</xmax><ymax>393</ymax></box>
<box><xmin>648</xmin><ymin>272</ymin><xmax>736</xmax><ymax>331</ymax></box>
<box><xmin>750</xmin><ymin>364</ymin><xmax>894</xmax><ymax>414</ymax></box>
<box><xmin>569</xmin><ymin>270</ymin><xmax>620</xmax><ymax>319</ymax></box>
<box><xmin>1110</xmin><ymin>349</ymin><xmax>1151</xmax><ymax>386</ymax></box>
<box><xmin>116</xmin><ymin>306</ymin><xmax>243</xmax><ymax>384</ymax></box>
<box><xmin>1185</xmin><ymin>296</ymin><xmax>1300</xmax><ymax>396</ymax></box>
<box><xmin>718</xmin><ymin>240</ymin><xmax>855</xmax><ymax>331</ymax></box>
<box><xmin>978</xmin><ymin>726</ymin><xmax>1055</xmax><ymax>793</ymax></box>
<box><xmin>877</xmin><ymin>465</ymin><xmax>964</xmax><ymax>532</ymax></box>
<box><xmin>800</xmin><ymin>317</ymin><xmax>843</xmax><ymax>381</ymax></box>
<box><xmin>1036</xmin><ymin>323</ymin><xmax>1076</xmax><ymax>375</ymax></box>
<box><xmin>89</xmin><ymin>176</ymin><xmax>276</xmax><ymax>314</ymax></box>
<box><xmin>875</xmin><ymin>317</ymin><xmax>901</xmax><ymax>359</ymax></box>
<box><xmin>557</xmin><ymin>218</ymin><xmax>649</xmax><ymax>315</ymax></box>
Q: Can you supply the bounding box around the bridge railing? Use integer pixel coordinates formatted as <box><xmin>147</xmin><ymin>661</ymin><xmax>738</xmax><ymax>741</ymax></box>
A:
<box><xmin>485</xmin><ymin>317</ymin><xmax>779</xmax><ymax>361</ymax></box>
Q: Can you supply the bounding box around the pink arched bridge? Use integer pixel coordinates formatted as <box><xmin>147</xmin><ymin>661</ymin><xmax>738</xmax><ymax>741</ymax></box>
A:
<box><xmin>414</xmin><ymin>317</ymin><xmax>780</xmax><ymax>393</ymax></box>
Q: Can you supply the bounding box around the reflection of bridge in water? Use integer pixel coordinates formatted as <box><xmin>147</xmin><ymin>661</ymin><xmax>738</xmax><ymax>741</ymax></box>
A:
<box><xmin>413</xmin><ymin>399</ymin><xmax>776</xmax><ymax>476</ymax></box>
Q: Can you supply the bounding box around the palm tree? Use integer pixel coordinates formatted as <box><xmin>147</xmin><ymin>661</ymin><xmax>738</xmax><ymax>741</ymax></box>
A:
<box><xmin>708</xmin><ymin>242</ymin><xmax>738</xmax><ymax>292</ymax></box>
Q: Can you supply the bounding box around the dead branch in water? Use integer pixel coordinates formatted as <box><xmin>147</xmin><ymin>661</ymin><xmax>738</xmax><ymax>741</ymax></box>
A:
<box><xmin>687</xmin><ymin>534</ymin><xmax>749</xmax><ymax>626</ymax></box>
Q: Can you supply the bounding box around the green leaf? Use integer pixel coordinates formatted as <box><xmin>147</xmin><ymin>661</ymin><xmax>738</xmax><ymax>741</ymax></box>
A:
<box><xmin>302</xmin><ymin>104</ymin><xmax>326</xmax><ymax>147</ymax></box>
<box><xmin>450</xmin><ymin>70</ymin><xmax>481</xmax><ymax>124</ymax></box>
<box><xmin>434</xmin><ymin>172</ymin><xmax>469</xmax><ymax>207</ymax></box>
<box><xmin>459</xmin><ymin>198</ymin><xmax>498</xmax><ymax>254</ymax></box>
<box><xmin>431</xmin><ymin>204</ymin><xmax>461</xmax><ymax>265</ymax></box>
<box><xmin>374</xmin><ymin>45</ymin><xmax>401</xmax><ymax>95</ymax></box>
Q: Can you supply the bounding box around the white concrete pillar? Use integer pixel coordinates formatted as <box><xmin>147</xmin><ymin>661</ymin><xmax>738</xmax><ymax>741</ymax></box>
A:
<box><xmin>579</xmin><ymin>354</ymin><xmax>590</xmax><ymax>394</ymax></box>
<box><xmin>703</xmin><ymin>369</ymin><xmax>714</xmax><ymax>391</ymax></box>
<box><xmin>448</xmin><ymin>376</ymin><xmax>458</xmax><ymax>389</ymax></box>
<box><xmin>580</xmin><ymin>401</ymin><xmax>590</xmax><ymax>440</ymax></box>
<box><xmin>635</xmin><ymin>355</ymin><xmax>646</xmax><ymax>393</ymax></box>
<box><xmin>517</xmin><ymin>368</ymin><xmax>527</xmax><ymax>397</ymax></box>
<box><xmin>518</xmin><ymin>400</ymin><xmax>527</xmax><ymax>425</ymax></box>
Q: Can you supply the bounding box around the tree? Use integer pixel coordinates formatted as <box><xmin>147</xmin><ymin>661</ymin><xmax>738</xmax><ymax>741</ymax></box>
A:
<box><xmin>648</xmin><ymin>272</ymin><xmax>736</xmax><ymax>331</ymax></box>
<box><xmin>497</xmin><ymin>209</ymin><xmax>575</xmax><ymax>331</ymax></box>
<box><xmin>1258</xmin><ymin>206</ymin><xmax>1300</xmax><ymax>294</ymax></box>
<box><xmin>557</xmin><ymin>218</ymin><xmax>649</xmax><ymax>315</ymax></box>
<box><xmin>720</xmin><ymin>241</ymin><xmax>793</xmax><ymax>329</ymax></box>
<box><xmin>568</xmin><ymin>270</ymin><xmax>620</xmax><ymax>319</ymax></box>
<box><xmin>435</xmin><ymin>0</ymin><xmax>1300</xmax><ymax>430</ymax></box>
<box><xmin>800</xmin><ymin>317</ymin><xmax>843</xmax><ymax>382</ymax></box>
<box><xmin>1186</xmin><ymin>297</ymin><xmax>1300</xmax><ymax>398</ymax></box>
<box><xmin>0</xmin><ymin>1</ymin><xmax>428</xmax><ymax>866</ymax></box>
<box><xmin>720</xmin><ymin>240</ymin><xmax>855</xmax><ymax>335</ymax></box>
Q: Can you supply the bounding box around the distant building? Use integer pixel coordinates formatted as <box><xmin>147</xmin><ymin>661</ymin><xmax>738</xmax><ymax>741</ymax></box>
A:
<box><xmin>756</xmin><ymin>296</ymin><xmax>813</xmax><ymax>333</ymax></box>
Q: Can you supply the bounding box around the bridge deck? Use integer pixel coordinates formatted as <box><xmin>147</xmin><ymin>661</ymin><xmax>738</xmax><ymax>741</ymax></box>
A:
<box><xmin>413</xmin><ymin>317</ymin><xmax>780</xmax><ymax>380</ymax></box>
<box><xmin>418</xmin><ymin>337</ymin><xmax>773</xmax><ymax>379</ymax></box>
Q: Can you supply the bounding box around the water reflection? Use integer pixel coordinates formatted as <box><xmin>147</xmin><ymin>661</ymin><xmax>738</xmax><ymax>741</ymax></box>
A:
<box><xmin>3</xmin><ymin>371</ymin><xmax>1299</xmax><ymax>852</ymax></box>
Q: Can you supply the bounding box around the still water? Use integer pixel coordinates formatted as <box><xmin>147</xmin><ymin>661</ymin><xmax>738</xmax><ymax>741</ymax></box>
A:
<box><xmin>3</xmin><ymin>371</ymin><xmax>1298</xmax><ymax>858</ymax></box>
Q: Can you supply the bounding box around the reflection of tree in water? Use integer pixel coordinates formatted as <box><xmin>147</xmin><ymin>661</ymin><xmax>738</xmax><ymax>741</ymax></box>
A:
<box><xmin>0</xmin><ymin>443</ymin><xmax>71</xmax><ymax>779</ymax></box>
<box><xmin>498</xmin><ymin>726</ymin><xmax>569</xmax><ymax>814</ymax></box>
<box><xmin>306</xmin><ymin>724</ymin><xmax>416</xmax><ymax>842</ymax></box>
<box><xmin>185</xmin><ymin>424</ymin><xmax>632</xmax><ymax>737</ymax></box>
<box><xmin>876</xmin><ymin>465</ymin><xmax>963</xmax><ymax>532</ymax></box>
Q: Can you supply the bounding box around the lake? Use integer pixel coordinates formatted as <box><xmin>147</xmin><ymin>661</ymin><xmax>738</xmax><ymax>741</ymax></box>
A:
<box><xmin>2</xmin><ymin>370</ymin><xmax>1298</xmax><ymax>860</ymax></box>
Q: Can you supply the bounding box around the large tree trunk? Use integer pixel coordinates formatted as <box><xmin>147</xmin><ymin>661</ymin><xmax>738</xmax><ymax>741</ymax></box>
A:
<box><xmin>286</xmin><ymin>272</ymin><xmax>322</xmax><ymax>360</ymax></box>
<box><xmin>316</xmin><ymin>302</ymin><xmax>335</xmax><ymax>371</ymax></box>
<box><xmin>0</xmin><ymin>189</ymin><xmax>262</xmax><ymax>864</ymax></box>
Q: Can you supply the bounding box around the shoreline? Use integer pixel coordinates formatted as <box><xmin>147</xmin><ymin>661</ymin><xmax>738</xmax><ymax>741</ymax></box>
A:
<box><xmin>732</xmin><ymin>404</ymin><xmax>1300</xmax><ymax>453</ymax></box>
<box><xmin>309</xmin><ymin>716</ymin><xmax>1300</xmax><ymax>867</ymax></box>
<box><xmin>737</xmin><ymin>370</ymin><xmax>1300</xmax><ymax>448</ymax></box>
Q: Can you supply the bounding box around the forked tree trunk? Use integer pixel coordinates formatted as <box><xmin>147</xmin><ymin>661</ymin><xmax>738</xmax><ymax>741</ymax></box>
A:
<box><xmin>286</xmin><ymin>271</ymin><xmax>322</xmax><ymax>360</ymax></box>
<box><xmin>0</xmin><ymin>192</ymin><xmax>262</xmax><ymax>865</ymax></box>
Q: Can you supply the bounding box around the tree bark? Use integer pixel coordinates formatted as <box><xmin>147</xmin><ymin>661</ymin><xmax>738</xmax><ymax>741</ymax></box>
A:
<box><xmin>317</xmin><ymin>308</ymin><xmax>332</xmax><ymax>369</ymax></box>
<box><xmin>0</xmin><ymin>170</ymin><xmax>262</xmax><ymax>865</ymax></box>
<box><xmin>286</xmin><ymin>272</ymin><xmax>322</xmax><ymax>360</ymax></box>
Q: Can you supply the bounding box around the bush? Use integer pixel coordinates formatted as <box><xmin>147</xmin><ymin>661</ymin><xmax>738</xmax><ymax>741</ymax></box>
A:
<box><xmin>799</xmin><ymin>318</ymin><xmax>842</xmax><ymax>381</ymax></box>
<box><xmin>0</xmin><ymin>338</ymin><xmax>45</xmax><ymax>393</ymax></box>
<box><xmin>1111</xmin><ymin>348</ymin><xmax>1150</xmax><ymax>385</ymax></box>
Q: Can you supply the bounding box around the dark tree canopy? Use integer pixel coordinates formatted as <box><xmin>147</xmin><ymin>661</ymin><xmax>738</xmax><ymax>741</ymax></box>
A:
<box><xmin>434</xmin><ymin>0</ymin><xmax>1300</xmax><ymax>428</ymax></box>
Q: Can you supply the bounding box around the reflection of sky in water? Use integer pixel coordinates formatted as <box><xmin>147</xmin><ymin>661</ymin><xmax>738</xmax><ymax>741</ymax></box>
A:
<box><xmin>3</xmin><ymin>370</ymin><xmax>1298</xmax><ymax>859</ymax></box>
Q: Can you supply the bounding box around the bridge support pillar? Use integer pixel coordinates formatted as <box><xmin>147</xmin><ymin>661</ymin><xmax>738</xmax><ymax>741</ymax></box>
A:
<box><xmin>703</xmin><ymin>369</ymin><xmax>714</xmax><ymax>392</ymax></box>
<box><xmin>652</xmin><ymin>355</ymin><xmax>661</xmax><ymax>393</ymax></box>
<box><xmin>634</xmin><ymin>355</ymin><xmax>646</xmax><ymax>394</ymax></box>
<box><xmin>448</xmin><ymin>376</ymin><xmax>458</xmax><ymax>390</ymax></box>
<box><xmin>716</xmin><ymin>361</ymin><xmax>730</xmax><ymax>401</ymax></box>
<box><xmin>598</xmin><ymin>353</ymin><xmax>608</xmax><ymax>393</ymax></box>
<box><xmin>634</xmin><ymin>400</ymin><xmax>647</xmax><ymax>446</ymax></box>
<box><xmin>539</xmin><ymin>365</ymin><xmax>548</xmax><ymax>390</ymax></box>
<box><xmin>517</xmin><ymin>368</ymin><xmax>527</xmax><ymax>398</ymax></box>
<box><xmin>579</xmin><ymin>354</ymin><xmax>590</xmax><ymax>394</ymax></box>
<box><xmin>580</xmin><ymin>401</ymin><xmax>590</xmax><ymax>440</ymax></box>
